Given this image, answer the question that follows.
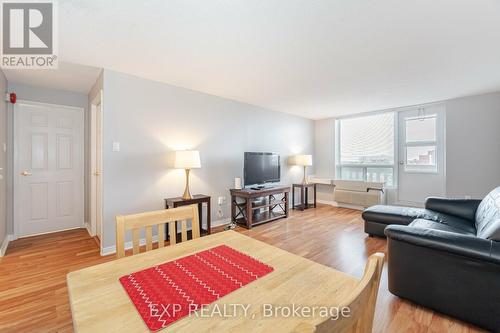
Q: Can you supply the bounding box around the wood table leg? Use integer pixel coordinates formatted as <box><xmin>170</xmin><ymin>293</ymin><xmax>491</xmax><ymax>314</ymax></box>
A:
<box><xmin>313</xmin><ymin>184</ymin><xmax>317</xmax><ymax>208</ymax></box>
<box><xmin>284</xmin><ymin>192</ymin><xmax>289</xmax><ymax>217</ymax></box>
<box><xmin>246</xmin><ymin>199</ymin><xmax>252</xmax><ymax>229</ymax></box>
<box><xmin>206</xmin><ymin>199</ymin><xmax>211</xmax><ymax>234</ymax></box>
<box><xmin>300</xmin><ymin>187</ymin><xmax>305</xmax><ymax>211</ymax></box>
<box><xmin>305</xmin><ymin>187</ymin><xmax>309</xmax><ymax>209</ymax></box>
<box><xmin>231</xmin><ymin>195</ymin><xmax>235</xmax><ymax>223</ymax></box>
<box><xmin>197</xmin><ymin>202</ymin><xmax>203</xmax><ymax>235</ymax></box>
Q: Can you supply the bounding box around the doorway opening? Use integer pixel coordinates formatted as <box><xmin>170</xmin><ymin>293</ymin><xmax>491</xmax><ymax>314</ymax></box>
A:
<box><xmin>90</xmin><ymin>90</ymin><xmax>103</xmax><ymax>246</ymax></box>
<box><xmin>13</xmin><ymin>100</ymin><xmax>85</xmax><ymax>237</ymax></box>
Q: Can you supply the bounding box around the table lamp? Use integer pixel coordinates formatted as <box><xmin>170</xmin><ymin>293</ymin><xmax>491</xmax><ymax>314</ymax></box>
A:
<box><xmin>174</xmin><ymin>150</ymin><xmax>201</xmax><ymax>200</ymax></box>
<box><xmin>292</xmin><ymin>154</ymin><xmax>312</xmax><ymax>184</ymax></box>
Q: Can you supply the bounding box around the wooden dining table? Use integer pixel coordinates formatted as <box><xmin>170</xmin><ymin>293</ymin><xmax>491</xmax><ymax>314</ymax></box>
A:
<box><xmin>67</xmin><ymin>230</ymin><xmax>358</xmax><ymax>332</ymax></box>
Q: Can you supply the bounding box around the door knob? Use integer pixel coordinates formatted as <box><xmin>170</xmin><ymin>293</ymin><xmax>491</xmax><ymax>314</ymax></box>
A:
<box><xmin>21</xmin><ymin>170</ymin><xmax>32</xmax><ymax>176</ymax></box>
<box><xmin>94</xmin><ymin>171</ymin><xmax>101</xmax><ymax>176</ymax></box>
<box><xmin>399</xmin><ymin>161</ymin><xmax>404</xmax><ymax>165</ymax></box>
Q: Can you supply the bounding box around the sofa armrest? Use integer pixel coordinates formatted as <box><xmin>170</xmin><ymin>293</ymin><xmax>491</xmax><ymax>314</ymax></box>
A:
<box><xmin>424</xmin><ymin>197</ymin><xmax>482</xmax><ymax>221</ymax></box>
<box><xmin>384</xmin><ymin>225</ymin><xmax>500</xmax><ymax>265</ymax></box>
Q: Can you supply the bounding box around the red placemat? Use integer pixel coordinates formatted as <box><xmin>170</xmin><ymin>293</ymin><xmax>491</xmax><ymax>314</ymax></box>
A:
<box><xmin>119</xmin><ymin>244</ymin><xmax>274</xmax><ymax>331</ymax></box>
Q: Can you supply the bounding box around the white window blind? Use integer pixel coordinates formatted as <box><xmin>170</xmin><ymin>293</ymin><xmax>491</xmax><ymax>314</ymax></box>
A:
<box><xmin>340</xmin><ymin>112</ymin><xmax>394</xmax><ymax>165</ymax></box>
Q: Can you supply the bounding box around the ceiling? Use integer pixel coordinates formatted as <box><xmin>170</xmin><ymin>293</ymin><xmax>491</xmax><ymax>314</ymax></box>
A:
<box><xmin>9</xmin><ymin>0</ymin><xmax>500</xmax><ymax>119</ymax></box>
<box><xmin>3</xmin><ymin>62</ymin><xmax>101</xmax><ymax>94</ymax></box>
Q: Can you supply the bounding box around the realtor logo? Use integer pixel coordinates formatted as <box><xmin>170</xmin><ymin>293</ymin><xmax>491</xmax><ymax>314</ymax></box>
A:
<box><xmin>1</xmin><ymin>0</ymin><xmax>57</xmax><ymax>68</ymax></box>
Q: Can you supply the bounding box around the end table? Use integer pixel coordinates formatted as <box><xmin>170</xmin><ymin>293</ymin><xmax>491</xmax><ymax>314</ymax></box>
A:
<box><xmin>292</xmin><ymin>183</ymin><xmax>317</xmax><ymax>211</ymax></box>
<box><xmin>164</xmin><ymin>194</ymin><xmax>211</xmax><ymax>240</ymax></box>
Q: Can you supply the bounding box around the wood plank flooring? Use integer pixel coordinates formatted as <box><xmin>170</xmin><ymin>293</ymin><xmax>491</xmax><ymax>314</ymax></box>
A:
<box><xmin>0</xmin><ymin>204</ymin><xmax>486</xmax><ymax>333</ymax></box>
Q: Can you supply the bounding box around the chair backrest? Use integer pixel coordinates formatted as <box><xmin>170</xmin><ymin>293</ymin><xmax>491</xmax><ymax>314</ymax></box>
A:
<box><xmin>115</xmin><ymin>204</ymin><xmax>200</xmax><ymax>259</ymax></box>
<box><xmin>313</xmin><ymin>253</ymin><xmax>385</xmax><ymax>333</ymax></box>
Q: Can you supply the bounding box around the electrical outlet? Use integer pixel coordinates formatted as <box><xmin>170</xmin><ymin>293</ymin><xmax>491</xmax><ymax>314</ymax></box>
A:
<box><xmin>218</xmin><ymin>196</ymin><xmax>227</xmax><ymax>205</ymax></box>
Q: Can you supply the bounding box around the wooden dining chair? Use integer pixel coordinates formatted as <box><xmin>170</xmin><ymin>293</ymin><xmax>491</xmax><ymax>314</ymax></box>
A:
<box><xmin>294</xmin><ymin>253</ymin><xmax>385</xmax><ymax>333</ymax></box>
<box><xmin>115</xmin><ymin>204</ymin><xmax>200</xmax><ymax>259</ymax></box>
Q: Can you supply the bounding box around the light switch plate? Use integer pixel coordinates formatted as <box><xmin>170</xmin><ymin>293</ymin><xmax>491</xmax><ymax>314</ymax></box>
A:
<box><xmin>112</xmin><ymin>141</ymin><xmax>120</xmax><ymax>152</ymax></box>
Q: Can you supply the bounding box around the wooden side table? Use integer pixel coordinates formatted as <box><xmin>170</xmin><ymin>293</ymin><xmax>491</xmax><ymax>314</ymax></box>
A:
<box><xmin>292</xmin><ymin>183</ymin><xmax>317</xmax><ymax>210</ymax></box>
<box><xmin>164</xmin><ymin>194</ymin><xmax>211</xmax><ymax>239</ymax></box>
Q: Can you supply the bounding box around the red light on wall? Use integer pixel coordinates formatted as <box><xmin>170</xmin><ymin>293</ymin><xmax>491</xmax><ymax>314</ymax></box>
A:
<box><xmin>9</xmin><ymin>93</ymin><xmax>16</xmax><ymax>104</ymax></box>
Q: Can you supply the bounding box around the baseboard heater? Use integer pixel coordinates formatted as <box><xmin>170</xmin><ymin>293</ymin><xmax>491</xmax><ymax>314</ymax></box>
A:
<box><xmin>333</xmin><ymin>180</ymin><xmax>386</xmax><ymax>208</ymax></box>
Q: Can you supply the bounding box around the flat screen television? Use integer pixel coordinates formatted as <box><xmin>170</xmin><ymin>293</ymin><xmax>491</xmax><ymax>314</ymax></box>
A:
<box><xmin>244</xmin><ymin>152</ymin><xmax>280</xmax><ymax>187</ymax></box>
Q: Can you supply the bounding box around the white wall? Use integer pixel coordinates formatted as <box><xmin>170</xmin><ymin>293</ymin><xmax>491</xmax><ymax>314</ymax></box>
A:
<box><xmin>100</xmin><ymin>69</ymin><xmax>314</xmax><ymax>249</ymax></box>
<box><xmin>0</xmin><ymin>71</ymin><xmax>7</xmax><ymax>252</ymax></box>
<box><xmin>445</xmin><ymin>92</ymin><xmax>500</xmax><ymax>198</ymax></box>
<box><xmin>314</xmin><ymin>118</ymin><xmax>336</xmax><ymax>203</ymax></box>
<box><xmin>313</xmin><ymin>91</ymin><xmax>500</xmax><ymax>205</ymax></box>
<box><xmin>5</xmin><ymin>82</ymin><xmax>88</xmax><ymax>236</ymax></box>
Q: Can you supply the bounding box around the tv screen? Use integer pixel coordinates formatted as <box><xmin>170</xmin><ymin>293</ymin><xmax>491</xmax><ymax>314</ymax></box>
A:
<box><xmin>244</xmin><ymin>152</ymin><xmax>280</xmax><ymax>186</ymax></box>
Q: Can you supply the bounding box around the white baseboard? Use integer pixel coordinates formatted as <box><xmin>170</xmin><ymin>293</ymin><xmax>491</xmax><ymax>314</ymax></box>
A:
<box><xmin>317</xmin><ymin>199</ymin><xmax>338</xmax><ymax>206</ymax></box>
<box><xmin>316</xmin><ymin>200</ymin><xmax>365</xmax><ymax>211</ymax></box>
<box><xmin>101</xmin><ymin>235</ymin><xmax>160</xmax><ymax>256</ymax></box>
<box><xmin>0</xmin><ymin>234</ymin><xmax>14</xmax><ymax>257</ymax></box>
<box><xmin>84</xmin><ymin>222</ymin><xmax>94</xmax><ymax>237</ymax></box>
<box><xmin>101</xmin><ymin>218</ymin><xmax>231</xmax><ymax>256</ymax></box>
<box><xmin>212</xmin><ymin>218</ymin><xmax>231</xmax><ymax>227</ymax></box>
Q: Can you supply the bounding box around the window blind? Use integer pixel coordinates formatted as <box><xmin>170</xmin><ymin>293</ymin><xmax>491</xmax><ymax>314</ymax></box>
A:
<box><xmin>339</xmin><ymin>112</ymin><xmax>394</xmax><ymax>165</ymax></box>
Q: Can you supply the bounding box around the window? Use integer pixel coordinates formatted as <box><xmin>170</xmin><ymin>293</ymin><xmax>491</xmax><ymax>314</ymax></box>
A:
<box><xmin>337</xmin><ymin>112</ymin><xmax>395</xmax><ymax>186</ymax></box>
<box><xmin>404</xmin><ymin>114</ymin><xmax>438</xmax><ymax>172</ymax></box>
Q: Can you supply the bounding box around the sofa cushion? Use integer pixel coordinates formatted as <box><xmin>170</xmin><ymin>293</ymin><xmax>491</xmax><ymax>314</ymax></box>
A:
<box><xmin>409</xmin><ymin>219</ymin><xmax>476</xmax><ymax>236</ymax></box>
<box><xmin>418</xmin><ymin>210</ymin><xmax>477</xmax><ymax>235</ymax></box>
<box><xmin>475</xmin><ymin>186</ymin><xmax>500</xmax><ymax>240</ymax></box>
<box><xmin>425</xmin><ymin>197</ymin><xmax>481</xmax><ymax>221</ymax></box>
<box><xmin>362</xmin><ymin>205</ymin><xmax>425</xmax><ymax>226</ymax></box>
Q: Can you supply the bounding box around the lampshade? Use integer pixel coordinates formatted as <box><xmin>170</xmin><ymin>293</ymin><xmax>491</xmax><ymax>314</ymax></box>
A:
<box><xmin>292</xmin><ymin>154</ymin><xmax>313</xmax><ymax>166</ymax></box>
<box><xmin>174</xmin><ymin>150</ymin><xmax>201</xmax><ymax>169</ymax></box>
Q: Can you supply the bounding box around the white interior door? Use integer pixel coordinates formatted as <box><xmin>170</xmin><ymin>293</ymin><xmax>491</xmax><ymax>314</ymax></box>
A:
<box><xmin>397</xmin><ymin>104</ymin><xmax>446</xmax><ymax>205</ymax></box>
<box><xmin>15</xmin><ymin>101</ymin><xmax>84</xmax><ymax>237</ymax></box>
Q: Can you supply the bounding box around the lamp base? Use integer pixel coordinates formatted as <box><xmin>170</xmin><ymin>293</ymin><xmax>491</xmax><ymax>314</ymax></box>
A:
<box><xmin>302</xmin><ymin>165</ymin><xmax>308</xmax><ymax>185</ymax></box>
<box><xmin>182</xmin><ymin>169</ymin><xmax>193</xmax><ymax>200</ymax></box>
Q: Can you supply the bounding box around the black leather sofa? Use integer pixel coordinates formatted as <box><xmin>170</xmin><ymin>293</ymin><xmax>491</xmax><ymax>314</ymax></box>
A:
<box><xmin>362</xmin><ymin>187</ymin><xmax>500</xmax><ymax>332</ymax></box>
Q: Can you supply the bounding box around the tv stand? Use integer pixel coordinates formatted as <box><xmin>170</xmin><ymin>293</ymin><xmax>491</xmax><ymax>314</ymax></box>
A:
<box><xmin>229</xmin><ymin>185</ymin><xmax>290</xmax><ymax>229</ymax></box>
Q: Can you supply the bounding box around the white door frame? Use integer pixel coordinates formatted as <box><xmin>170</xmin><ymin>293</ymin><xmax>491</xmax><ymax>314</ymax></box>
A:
<box><xmin>396</xmin><ymin>103</ymin><xmax>447</xmax><ymax>206</ymax></box>
<box><xmin>90</xmin><ymin>90</ymin><xmax>103</xmax><ymax>243</ymax></box>
<box><xmin>13</xmin><ymin>100</ymin><xmax>85</xmax><ymax>238</ymax></box>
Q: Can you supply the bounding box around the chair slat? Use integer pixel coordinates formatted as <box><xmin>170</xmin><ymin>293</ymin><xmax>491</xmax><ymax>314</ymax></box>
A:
<box><xmin>169</xmin><ymin>221</ymin><xmax>177</xmax><ymax>245</ymax></box>
<box><xmin>157</xmin><ymin>223</ymin><xmax>165</xmax><ymax>248</ymax></box>
<box><xmin>191</xmin><ymin>205</ymin><xmax>201</xmax><ymax>239</ymax></box>
<box><xmin>115</xmin><ymin>204</ymin><xmax>201</xmax><ymax>258</ymax></box>
<box><xmin>181</xmin><ymin>220</ymin><xmax>187</xmax><ymax>242</ymax></box>
<box><xmin>132</xmin><ymin>229</ymin><xmax>140</xmax><ymax>255</ymax></box>
<box><xmin>115</xmin><ymin>216</ymin><xmax>126</xmax><ymax>259</ymax></box>
<box><xmin>145</xmin><ymin>226</ymin><xmax>153</xmax><ymax>251</ymax></box>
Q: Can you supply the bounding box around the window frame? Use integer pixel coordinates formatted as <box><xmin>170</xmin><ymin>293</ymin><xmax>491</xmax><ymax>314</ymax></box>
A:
<box><xmin>402</xmin><ymin>114</ymin><xmax>439</xmax><ymax>174</ymax></box>
<box><xmin>335</xmin><ymin>111</ymin><xmax>398</xmax><ymax>187</ymax></box>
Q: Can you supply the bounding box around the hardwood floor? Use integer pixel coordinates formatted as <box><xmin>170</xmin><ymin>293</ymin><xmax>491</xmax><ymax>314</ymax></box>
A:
<box><xmin>0</xmin><ymin>204</ymin><xmax>486</xmax><ymax>333</ymax></box>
